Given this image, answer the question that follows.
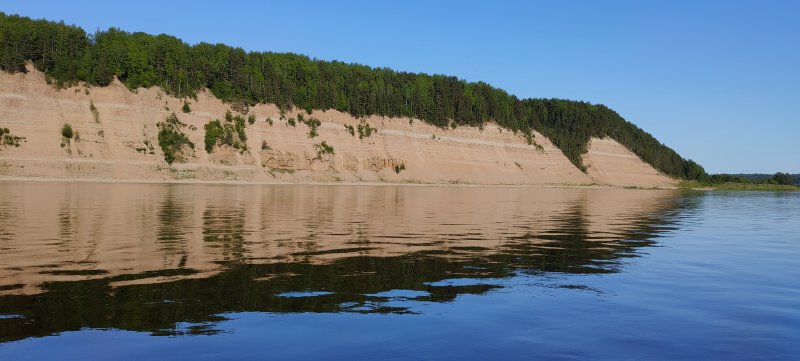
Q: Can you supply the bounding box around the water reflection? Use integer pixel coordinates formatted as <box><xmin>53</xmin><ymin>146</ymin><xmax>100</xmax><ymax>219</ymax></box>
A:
<box><xmin>0</xmin><ymin>182</ymin><xmax>690</xmax><ymax>343</ymax></box>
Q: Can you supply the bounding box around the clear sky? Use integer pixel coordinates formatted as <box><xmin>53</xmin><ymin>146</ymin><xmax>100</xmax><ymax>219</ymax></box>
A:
<box><xmin>2</xmin><ymin>0</ymin><xmax>798</xmax><ymax>173</ymax></box>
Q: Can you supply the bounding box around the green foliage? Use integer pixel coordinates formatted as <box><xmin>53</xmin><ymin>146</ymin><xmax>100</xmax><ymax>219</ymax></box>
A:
<box><xmin>265</xmin><ymin>117</ymin><xmax>273</xmax><ymax>126</ymax></box>
<box><xmin>344</xmin><ymin>124</ymin><xmax>355</xmax><ymax>136</ymax></box>
<box><xmin>89</xmin><ymin>100</ymin><xmax>99</xmax><ymax>122</ymax></box>
<box><xmin>314</xmin><ymin>141</ymin><xmax>334</xmax><ymax>158</ymax></box>
<box><xmin>61</xmin><ymin>123</ymin><xmax>73</xmax><ymax>139</ymax></box>
<box><xmin>157</xmin><ymin>113</ymin><xmax>194</xmax><ymax>164</ymax></box>
<box><xmin>523</xmin><ymin>129</ymin><xmax>543</xmax><ymax>151</ymax></box>
<box><xmin>356</xmin><ymin>120</ymin><xmax>377</xmax><ymax>139</ymax></box>
<box><xmin>683</xmin><ymin>172</ymin><xmax>800</xmax><ymax>190</ymax></box>
<box><xmin>287</xmin><ymin>118</ymin><xmax>296</xmax><ymax>127</ymax></box>
<box><xmin>680</xmin><ymin>180</ymin><xmax>799</xmax><ymax>192</ymax></box>
<box><xmin>0</xmin><ymin>12</ymin><xmax>705</xmax><ymax>179</ymax></box>
<box><xmin>204</xmin><ymin>112</ymin><xmax>248</xmax><ymax>153</ymax></box>
<box><xmin>182</xmin><ymin>101</ymin><xmax>191</xmax><ymax>113</ymax></box>
<box><xmin>247</xmin><ymin>114</ymin><xmax>256</xmax><ymax>125</ymax></box>
<box><xmin>204</xmin><ymin>120</ymin><xmax>224</xmax><ymax>153</ymax></box>
<box><xmin>773</xmin><ymin>172</ymin><xmax>795</xmax><ymax>186</ymax></box>
<box><xmin>299</xmin><ymin>116</ymin><xmax>321</xmax><ymax>138</ymax></box>
<box><xmin>0</xmin><ymin>127</ymin><xmax>25</xmax><ymax>147</ymax></box>
<box><xmin>394</xmin><ymin>163</ymin><xmax>406</xmax><ymax>174</ymax></box>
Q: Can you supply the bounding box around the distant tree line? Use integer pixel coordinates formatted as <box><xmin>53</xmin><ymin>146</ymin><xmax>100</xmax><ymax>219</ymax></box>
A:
<box><xmin>720</xmin><ymin>172</ymin><xmax>800</xmax><ymax>186</ymax></box>
<box><xmin>0</xmin><ymin>12</ymin><xmax>705</xmax><ymax>178</ymax></box>
<box><xmin>702</xmin><ymin>172</ymin><xmax>798</xmax><ymax>186</ymax></box>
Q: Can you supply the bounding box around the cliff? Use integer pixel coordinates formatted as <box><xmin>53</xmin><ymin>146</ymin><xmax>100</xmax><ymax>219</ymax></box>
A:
<box><xmin>0</xmin><ymin>66</ymin><xmax>676</xmax><ymax>187</ymax></box>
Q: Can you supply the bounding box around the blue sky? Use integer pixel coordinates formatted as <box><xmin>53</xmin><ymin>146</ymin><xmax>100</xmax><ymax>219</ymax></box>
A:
<box><xmin>2</xmin><ymin>0</ymin><xmax>798</xmax><ymax>173</ymax></box>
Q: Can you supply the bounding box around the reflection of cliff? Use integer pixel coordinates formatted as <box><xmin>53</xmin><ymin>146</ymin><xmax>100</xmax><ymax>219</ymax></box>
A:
<box><xmin>0</xmin><ymin>183</ymin><xmax>690</xmax><ymax>342</ymax></box>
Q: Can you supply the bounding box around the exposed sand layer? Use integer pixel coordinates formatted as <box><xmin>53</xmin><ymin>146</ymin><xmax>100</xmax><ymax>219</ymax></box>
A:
<box><xmin>0</xmin><ymin>66</ymin><xmax>676</xmax><ymax>187</ymax></box>
<box><xmin>583</xmin><ymin>137</ymin><xmax>677</xmax><ymax>188</ymax></box>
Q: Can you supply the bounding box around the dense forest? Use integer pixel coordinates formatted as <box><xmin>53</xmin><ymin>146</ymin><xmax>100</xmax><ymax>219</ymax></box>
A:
<box><xmin>0</xmin><ymin>12</ymin><xmax>706</xmax><ymax>179</ymax></box>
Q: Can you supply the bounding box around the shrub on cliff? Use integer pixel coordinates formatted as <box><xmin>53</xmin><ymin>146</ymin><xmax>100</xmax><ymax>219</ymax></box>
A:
<box><xmin>204</xmin><ymin>113</ymin><xmax>248</xmax><ymax>153</ymax></box>
<box><xmin>157</xmin><ymin>113</ymin><xmax>195</xmax><ymax>164</ymax></box>
<box><xmin>61</xmin><ymin>123</ymin><xmax>73</xmax><ymax>139</ymax></box>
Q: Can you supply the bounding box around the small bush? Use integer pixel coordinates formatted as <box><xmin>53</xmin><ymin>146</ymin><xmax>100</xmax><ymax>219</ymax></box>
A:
<box><xmin>344</xmin><ymin>124</ymin><xmax>355</xmax><ymax>136</ymax></box>
<box><xmin>204</xmin><ymin>112</ymin><xmax>248</xmax><ymax>153</ymax></box>
<box><xmin>523</xmin><ymin>130</ymin><xmax>544</xmax><ymax>151</ymax></box>
<box><xmin>287</xmin><ymin>118</ymin><xmax>296</xmax><ymax>127</ymax></box>
<box><xmin>182</xmin><ymin>101</ymin><xmax>191</xmax><ymax>113</ymax></box>
<box><xmin>394</xmin><ymin>163</ymin><xmax>406</xmax><ymax>174</ymax></box>
<box><xmin>357</xmin><ymin>120</ymin><xmax>377</xmax><ymax>139</ymax></box>
<box><xmin>314</xmin><ymin>141</ymin><xmax>334</xmax><ymax>158</ymax></box>
<box><xmin>204</xmin><ymin>120</ymin><xmax>224</xmax><ymax>153</ymax></box>
<box><xmin>0</xmin><ymin>127</ymin><xmax>25</xmax><ymax>147</ymax></box>
<box><xmin>157</xmin><ymin>113</ymin><xmax>195</xmax><ymax>164</ymax></box>
<box><xmin>266</xmin><ymin>118</ymin><xmax>273</xmax><ymax>126</ymax></box>
<box><xmin>61</xmin><ymin>123</ymin><xmax>74</xmax><ymax>139</ymax></box>
<box><xmin>90</xmin><ymin>100</ymin><xmax>100</xmax><ymax>122</ymax></box>
<box><xmin>248</xmin><ymin>114</ymin><xmax>256</xmax><ymax>125</ymax></box>
<box><xmin>301</xmin><ymin>117</ymin><xmax>321</xmax><ymax>138</ymax></box>
<box><xmin>261</xmin><ymin>140</ymin><xmax>271</xmax><ymax>151</ymax></box>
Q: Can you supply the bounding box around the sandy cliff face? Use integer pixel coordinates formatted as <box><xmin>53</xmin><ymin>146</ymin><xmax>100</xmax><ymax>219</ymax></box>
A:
<box><xmin>0</xmin><ymin>67</ymin><xmax>675</xmax><ymax>187</ymax></box>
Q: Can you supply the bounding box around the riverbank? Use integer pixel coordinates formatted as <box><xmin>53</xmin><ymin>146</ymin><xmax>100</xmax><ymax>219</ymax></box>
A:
<box><xmin>0</xmin><ymin>66</ymin><xmax>677</xmax><ymax>188</ymax></box>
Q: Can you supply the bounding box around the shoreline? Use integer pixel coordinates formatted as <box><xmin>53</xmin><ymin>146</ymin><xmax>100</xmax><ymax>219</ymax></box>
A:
<box><xmin>0</xmin><ymin>175</ymin><xmax>678</xmax><ymax>190</ymax></box>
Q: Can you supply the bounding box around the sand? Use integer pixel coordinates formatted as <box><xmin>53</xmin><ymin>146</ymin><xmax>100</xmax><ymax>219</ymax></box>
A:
<box><xmin>0</xmin><ymin>65</ymin><xmax>676</xmax><ymax>188</ymax></box>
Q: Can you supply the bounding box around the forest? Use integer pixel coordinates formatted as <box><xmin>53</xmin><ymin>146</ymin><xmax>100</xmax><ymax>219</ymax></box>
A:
<box><xmin>0</xmin><ymin>12</ymin><xmax>706</xmax><ymax>179</ymax></box>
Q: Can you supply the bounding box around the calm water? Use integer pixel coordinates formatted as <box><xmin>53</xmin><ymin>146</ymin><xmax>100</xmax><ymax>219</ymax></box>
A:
<box><xmin>0</xmin><ymin>182</ymin><xmax>798</xmax><ymax>360</ymax></box>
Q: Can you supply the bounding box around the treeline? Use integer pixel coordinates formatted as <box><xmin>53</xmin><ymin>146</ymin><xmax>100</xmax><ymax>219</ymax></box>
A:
<box><xmin>0</xmin><ymin>12</ymin><xmax>704</xmax><ymax>178</ymax></box>
<box><xmin>711</xmin><ymin>173</ymin><xmax>799</xmax><ymax>186</ymax></box>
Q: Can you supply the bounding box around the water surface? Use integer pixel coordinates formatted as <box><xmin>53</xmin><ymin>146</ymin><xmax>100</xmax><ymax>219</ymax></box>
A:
<box><xmin>0</xmin><ymin>182</ymin><xmax>797</xmax><ymax>360</ymax></box>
